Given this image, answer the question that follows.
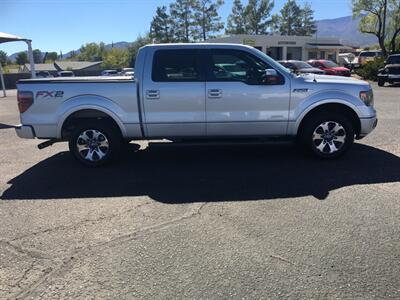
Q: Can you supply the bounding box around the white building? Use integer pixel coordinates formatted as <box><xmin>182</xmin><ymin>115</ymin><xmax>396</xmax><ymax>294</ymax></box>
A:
<box><xmin>206</xmin><ymin>35</ymin><xmax>353</xmax><ymax>62</ymax></box>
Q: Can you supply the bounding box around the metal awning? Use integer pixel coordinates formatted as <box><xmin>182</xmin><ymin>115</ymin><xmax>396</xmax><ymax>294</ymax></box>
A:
<box><xmin>0</xmin><ymin>32</ymin><xmax>36</xmax><ymax>97</ymax></box>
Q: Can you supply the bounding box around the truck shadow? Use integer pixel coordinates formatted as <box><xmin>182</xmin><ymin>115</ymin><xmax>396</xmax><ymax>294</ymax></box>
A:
<box><xmin>1</xmin><ymin>143</ymin><xmax>400</xmax><ymax>202</ymax></box>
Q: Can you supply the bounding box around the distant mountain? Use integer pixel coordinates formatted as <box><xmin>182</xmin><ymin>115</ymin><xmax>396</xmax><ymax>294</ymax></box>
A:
<box><xmin>316</xmin><ymin>15</ymin><xmax>377</xmax><ymax>47</ymax></box>
<box><xmin>8</xmin><ymin>41</ymin><xmax>132</xmax><ymax>62</ymax></box>
<box><xmin>61</xmin><ymin>41</ymin><xmax>131</xmax><ymax>59</ymax></box>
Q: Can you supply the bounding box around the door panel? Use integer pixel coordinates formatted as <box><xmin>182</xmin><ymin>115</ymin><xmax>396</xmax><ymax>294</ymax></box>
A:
<box><xmin>205</xmin><ymin>49</ymin><xmax>290</xmax><ymax>136</ymax></box>
<box><xmin>143</xmin><ymin>49</ymin><xmax>206</xmax><ymax>138</ymax></box>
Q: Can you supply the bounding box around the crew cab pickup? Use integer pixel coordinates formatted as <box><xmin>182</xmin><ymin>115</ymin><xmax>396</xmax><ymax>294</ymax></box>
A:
<box><xmin>16</xmin><ymin>44</ymin><xmax>377</xmax><ymax>166</ymax></box>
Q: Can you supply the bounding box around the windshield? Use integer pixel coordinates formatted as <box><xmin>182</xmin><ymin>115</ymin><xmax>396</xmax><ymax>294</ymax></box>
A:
<box><xmin>387</xmin><ymin>55</ymin><xmax>400</xmax><ymax>64</ymax></box>
<box><xmin>322</xmin><ymin>60</ymin><xmax>339</xmax><ymax>68</ymax></box>
<box><xmin>292</xmin><ymin>61</ymin><xmax>313</xmax><ymax>69</ymax></box>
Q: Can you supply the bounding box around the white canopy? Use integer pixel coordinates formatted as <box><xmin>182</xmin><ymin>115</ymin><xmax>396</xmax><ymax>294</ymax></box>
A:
<box><xmin>0</xmin><ymin>32</ymin><xmax>35</xmax><ymax>97</ymax></box>
<box><xmin>0</xmin><ymin>32</ymin><xmax>29</xmax><ymax>43</ymax></box>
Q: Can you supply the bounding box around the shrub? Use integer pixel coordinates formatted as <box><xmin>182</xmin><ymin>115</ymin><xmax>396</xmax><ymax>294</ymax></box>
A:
<box><xmin>356</xmin><ymin>57</ymin><xmax>386</xmax><ymax>81</ymax></box>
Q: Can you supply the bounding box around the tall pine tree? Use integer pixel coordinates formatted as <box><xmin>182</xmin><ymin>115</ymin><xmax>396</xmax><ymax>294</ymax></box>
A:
<box><xmin>244</xmin><ymin>0</ymin><xmax>274</xmax><ymax>35</ymax></box>
<box><xmin>194</xmin><ymin>0</ymin><xmax>224</xmax><ymax>41</ymax></box>
<box><xmin>170</xmin><ymin>0</ymin><xmax>197</xmax><ymax>42</ymax></box>
<box><xmin>299</xmin><ymin>2</ymin><xmax>316</xmax><ymax>36</ymax></box>
<box><xmin>279</xmin><ymin>0</ymin><xmax>302</xmax><ymax>35</ymax></box>
<box><xmin>150</xmin><ymin>6</ymin><xmax>173</xmax><ymax>43</ymax></box>
<box><xmin>226</xmin><ymin>0</ymin><xmax>247</xmax><ymax>34</ymax></box>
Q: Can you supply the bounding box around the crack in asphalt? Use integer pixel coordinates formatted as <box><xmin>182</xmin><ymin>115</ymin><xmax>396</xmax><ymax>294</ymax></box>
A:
<box><xmin>0</xmin><ymin>240</ymin><xmax>50</xmax><ymax>260</ymax></box>
<box><xmin>11</xmin><ymin>202</ymin><xmax>208</xmax><ymax>299</ymax></box>
<box><xmin>10</xmin><ymin>201</ymin><xmax>153</xmax><ymax>243</ymax></box>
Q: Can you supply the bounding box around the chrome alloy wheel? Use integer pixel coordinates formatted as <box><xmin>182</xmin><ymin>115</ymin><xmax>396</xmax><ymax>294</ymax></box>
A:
<box><xmin>76</xmin><ymin>129</ymin><xmax>109</xmax><ymax>162</ymax></box>
<box><xmin>312</xmin><ymin>121</ymin><xmax>346</xmax><ymax>154</ymax></box>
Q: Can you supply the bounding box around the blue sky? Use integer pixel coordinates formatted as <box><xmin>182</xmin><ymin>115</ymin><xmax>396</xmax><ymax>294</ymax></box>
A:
<box><xmin>0</xmin><ymin>0</ymin><xmax>353</xmax><ymax>55</ymax></box>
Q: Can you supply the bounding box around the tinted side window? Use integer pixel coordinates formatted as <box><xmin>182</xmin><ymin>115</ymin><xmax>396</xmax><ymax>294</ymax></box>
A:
<box><xmin>207</xmin><ymin>49</ymin><xmax>283</xmax><ymax>85</ymax></box>
<box><xmin>152</xmin><ymin>50</ymin><xmax>201</xmax><ymax>82</ymax></box>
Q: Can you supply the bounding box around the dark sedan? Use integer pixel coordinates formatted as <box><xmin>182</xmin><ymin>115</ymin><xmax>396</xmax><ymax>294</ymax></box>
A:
<box><xmin>278</xmin><ymin>60</ymin><xmax>325</xmax><ymax>75</ymax></box>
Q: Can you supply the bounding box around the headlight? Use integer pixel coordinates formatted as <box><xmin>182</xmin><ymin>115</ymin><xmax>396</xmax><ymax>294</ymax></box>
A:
<box><xmin>360</xmin><ymin>90</ymin><xmax>374</xmax><ymax>106</ymax></box>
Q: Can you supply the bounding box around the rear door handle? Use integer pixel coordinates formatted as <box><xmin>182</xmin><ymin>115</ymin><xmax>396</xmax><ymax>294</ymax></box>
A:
<box><xmin>146</xmin><ymin>90</ymin><xmax>160</xmax><ymax>100</ymax></box>
<box><xmin>208</xmin><ymin>89</ymin><xmax>222</xmax><ymax>98</ymax></box>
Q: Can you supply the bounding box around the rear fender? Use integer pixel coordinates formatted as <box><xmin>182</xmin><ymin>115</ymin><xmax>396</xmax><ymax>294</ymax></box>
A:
<box><xmin>56</xmin><ymin>95</ymin><xmax>127</xmax><ymax>139</ymax></box>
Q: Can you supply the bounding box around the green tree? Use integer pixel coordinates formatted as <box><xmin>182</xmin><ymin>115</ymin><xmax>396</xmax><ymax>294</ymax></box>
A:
<box><xmin>244</xmin><ymin>0</ymin><xmax>274</xmax><ymax>34</ymax></box>
<box><xmin>352</xmin><ymin>0</ymin><xmax>389</xmax><ymax>56</ymax></box>
<box><xmin>150</xmin><ymin>6</ymin><xmax>174</xmax><ymax>43</ymax></box>
<box><xmin>226</xmin><ymin>0</ymin><xmax>247</xmax><ymax>34</ymax></box>
<box><xmin>102</xmin><ymin>48</ymin><xmax>129</xmax><ymax>69</ymax></box>
<box><xmin>0</xmin><ymin>50</ymin><xmax>7</xmax><ymax>67</ymax></box>
<box><xmin>128</xmin><ymin>34</ymin><xmax>152</xmax><ymax>67</ymax></box>
<box><xmin>299</xmin><ymin>2</ymin><xmax>317</xmax><ymax>36</ymax></box>
<box><xmin>78</xmin><ymin>43</ymin><xmax>103</xmax><ymax>61</ymax></box>
<box><xmin>194</xmin><ymin>0</ymin><xmax>224</xmax><ymax>41</ymax></box>
<box><xmin>16</xmin><ymin>52</ymin><xmax>28</xmax><ymax>65</ymax></box>
<box><xmin>170</xmin><ymin>0</ymin><xmax>197</xmax><ymax>42</ymax></box>
<box><xmin>32</xmin><ymin>49</ymin><xmax>42</xmax><ymax>63</ymax></box>
<box><xmin>46</xmin><ymin>51</ymin><xmax>58</xmax><ymax>62</ymax></box>
<box><xmin>278</xmin><ymin>0</ymin><xmax>302</xmax><ymax>35</ymax></box>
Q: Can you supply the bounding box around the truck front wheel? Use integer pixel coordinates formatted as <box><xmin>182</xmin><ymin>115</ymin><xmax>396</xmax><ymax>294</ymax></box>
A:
<box><xmin>68</xmin><ymin>121</ymin><xmax>121</xmax><ymax>166</ymax></box>
<box><xmin>299</xmin><ymin>113</ymin><xmax>354</xmax><ymax>159</ymax></box>
<box><xmin>378</xmin><ymin>78</ymin><xmax>385</xmax><ymax>87</ymax></box>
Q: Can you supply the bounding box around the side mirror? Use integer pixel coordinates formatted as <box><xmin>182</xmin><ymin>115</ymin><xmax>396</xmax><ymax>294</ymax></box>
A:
<box><xmin>265</xmin><ymin>69</ymin><xmax>278</xmax><ymax>77</ymax></box>
<box><xmin>263</xmin><ymin>68</ymin><xmax>282</xmax><ymax>85</ymax></box>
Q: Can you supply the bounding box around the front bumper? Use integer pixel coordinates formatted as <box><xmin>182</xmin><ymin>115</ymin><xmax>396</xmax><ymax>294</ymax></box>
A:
<box><xmin>357</xmin><ymin>117</ymin><xmax>378</xmax><ymax>139</ymax></box>
<box><xmin>15</xmin><ymin>125</ymin><xmax>35</xmax><ymax>139</ymax></box>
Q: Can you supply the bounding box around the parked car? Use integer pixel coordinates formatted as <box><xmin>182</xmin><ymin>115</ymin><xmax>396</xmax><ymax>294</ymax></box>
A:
<box><xmin>35</xmin><ymin>71</ymin><xmax>53</xmax><ymax>78</ymax></box>
<box><xmin>121</xmin><ymin>68</ymin><xmax>135</xmax><ymax>77</ymax></box>
<box><xmin>57</xmin><ymin>71</ymin><xmax>74</xmax><ymax>77</ymax></box>
<box><xmin>308</xmin><ymin>60</ymin><xmax>351</xmax><ymax>77</ymax></box>
<box><xmin>101</xmin><ymin>70</ymin><xmax>119</xmax><ymax>76</ymax></box>
<box><xmin>338</xmin><ymin>53</ymin><xmax>358</xmax><ymax>69</ymax></box>
<box><xmin>278</xmin><ymin>60</ymin><xmax>325</xmax><ymax>74</ymax></box>
<box><xmin>355</xmin><ymin>50</ymin><xmax>383</xmax><ymax>66</ymax></box>
<box><xmin>121</xmin><ymin>67</ymin><xmax>134</xmax><ymax>74</ymax></box>
<box><xmin>377</xmin><ymin>54</ymin><xmax>400</xmax><ymax>87</ymax></box>
<box><xmin>15</xmin><ymin>44</ymin><xmax>377</xmax><ymax>166</ymax></box>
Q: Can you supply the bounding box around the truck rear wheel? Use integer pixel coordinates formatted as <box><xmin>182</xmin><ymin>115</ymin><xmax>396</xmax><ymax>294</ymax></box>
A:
<box><xmin>68</xmin><ymin>121</ymin><xmax>121</xmax><ymax>166</ymax></box>
<box><xmin>299</xmin><ymin>113</ymin><xmax>354</xmax><ymax>159</ymax></box>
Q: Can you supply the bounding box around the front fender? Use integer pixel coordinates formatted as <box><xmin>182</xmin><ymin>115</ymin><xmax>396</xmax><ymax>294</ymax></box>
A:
<box><xmin>56</xmin><ymin>95</ymin><xmax>127</xmax><ymax>139</ymax></box>
<box><xmin>289</xmin><ymin>90</ymin><xmax>363</xmax><ymax>135</ymax></box>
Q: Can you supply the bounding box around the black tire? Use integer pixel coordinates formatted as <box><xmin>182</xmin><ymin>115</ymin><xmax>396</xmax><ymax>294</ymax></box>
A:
<box><xmin>68</xmin><ymin>120</ymin><xmax>121</xmax><ymax>167</ymax></box>
<box><xmin>298</xmin><ymin>113</ymin><xmax>354</xmax><ymax>159</ymax></box>
<box><xmin>378</xmin><ymin>78</ymin><xmax>385</xmax><ymax>87</ymax></box>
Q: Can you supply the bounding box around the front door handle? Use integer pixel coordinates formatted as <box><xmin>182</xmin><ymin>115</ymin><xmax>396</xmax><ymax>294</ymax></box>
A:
<box><xmin>208</xmin><ymin>89</ymin><xmax>222</xmax><ymax>98</ymax></box>
<box><xmin>146</xmin><ymin>90</ymin><xmax>160</xmax><ymax>100</ymax></box>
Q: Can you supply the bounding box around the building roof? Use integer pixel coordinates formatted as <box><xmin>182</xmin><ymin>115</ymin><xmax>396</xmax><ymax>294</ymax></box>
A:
<box><xmin>23</xmin><ymin>63</ymin><xmax>57</xmax><ymax>71</ymax></box>
<box><xmin>54</xmin><ymin>61</ymin><xmax>102</xmax><ymax>71</ymax></box>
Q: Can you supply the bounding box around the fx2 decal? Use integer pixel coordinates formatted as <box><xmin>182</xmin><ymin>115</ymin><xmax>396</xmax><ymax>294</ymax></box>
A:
<box><xmin>36</xmin><ymin>91</ymin><xmax>64</xmax><ymax>99</ymax></box>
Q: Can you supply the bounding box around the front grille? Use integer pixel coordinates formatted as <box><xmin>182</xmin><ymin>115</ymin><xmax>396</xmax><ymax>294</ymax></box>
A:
<box><xmin>388</xmin><ymin>68</ymin><xmax>400</xmax><ymax>75</ymax></box>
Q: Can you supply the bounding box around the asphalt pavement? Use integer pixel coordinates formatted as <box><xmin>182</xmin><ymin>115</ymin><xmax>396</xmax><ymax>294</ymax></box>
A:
<box><xmin>0</xmin><ymin>84</ymin><xmax>399</xmax><ymax>299</ymax></box>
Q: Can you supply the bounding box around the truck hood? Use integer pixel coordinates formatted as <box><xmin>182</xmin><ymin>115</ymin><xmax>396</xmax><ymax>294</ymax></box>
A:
<box><xmin>300</xmin><ymin>74</ymin><xmax>368</xmax><ymax>86</ymax></box>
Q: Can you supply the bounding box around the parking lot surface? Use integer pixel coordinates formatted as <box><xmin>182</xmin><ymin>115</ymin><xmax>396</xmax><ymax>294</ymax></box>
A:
<box><xmin>0</xmin><ymin>85</ymin><xmax>399</xmax><ymax>299</ymax></box>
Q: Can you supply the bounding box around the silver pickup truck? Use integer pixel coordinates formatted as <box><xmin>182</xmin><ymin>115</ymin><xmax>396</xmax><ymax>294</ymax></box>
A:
<box><xmin>16</xmin><ymin>44</ymin><xmax>377</xmax><ymax>166</ymax></box>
